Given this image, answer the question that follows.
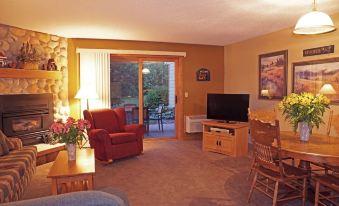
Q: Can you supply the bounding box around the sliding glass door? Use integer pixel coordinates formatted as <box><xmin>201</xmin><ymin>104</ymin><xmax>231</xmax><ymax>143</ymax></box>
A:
<box><xmin>110</xmin><ymin>56</ymin><xmax>177</xmax><ymax>138</ymax></box>
<box><xmin>143</xmin><ymin>61</ymin><xmax>175</xmax><ymax>138</ymax></box>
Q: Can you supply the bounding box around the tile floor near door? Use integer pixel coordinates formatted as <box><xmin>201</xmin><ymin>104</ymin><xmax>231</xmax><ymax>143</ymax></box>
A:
<box><xmin>22</xmin><ymin>140</ymin><xmax>311</xmax><ymax>206</ymax></box>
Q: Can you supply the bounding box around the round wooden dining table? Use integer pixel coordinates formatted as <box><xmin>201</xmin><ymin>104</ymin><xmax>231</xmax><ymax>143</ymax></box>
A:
<box><xmin>280</xmin><ymin>131</ymin><xmax>339</xmax><ymax>170</ymax></box>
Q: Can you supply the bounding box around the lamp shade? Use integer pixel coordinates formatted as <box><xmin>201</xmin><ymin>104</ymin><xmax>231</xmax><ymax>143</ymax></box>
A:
<box><xmin>293</xmin><ymin>11</ymin><xmax>336</xmax><ymax>34</ymax></box>
<box><xmin>75</xmin><ymin>87</ymin><xmax>99</xmax><ymax>99</ymax></box>
<box><xmin>261</xmin><ymin>89</ymin><xmax>270</xmax><ymax>97</ymax></box>
<box><xmin>319</xmin><ymin>83</ymin><xmax>336</xmax><ymax>95</ymax></box>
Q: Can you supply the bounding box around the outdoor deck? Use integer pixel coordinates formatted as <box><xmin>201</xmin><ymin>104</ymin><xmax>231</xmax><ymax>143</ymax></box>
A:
<box><xmin>145</xmin><ymin>120</ymin><xmax>175</xmax><ymax>138</ymax></box>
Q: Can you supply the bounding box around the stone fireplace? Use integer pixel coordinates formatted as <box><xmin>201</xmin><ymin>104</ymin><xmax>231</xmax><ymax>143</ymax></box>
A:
<box><xmin>0</xmin><ymin>93</ymin><xmax>54</xmax><ymax>145</ymax></box>
<box><xmin>0</xmin><ymin>24</ymin><xmax>69</xmax><ymax>130</ymax></box>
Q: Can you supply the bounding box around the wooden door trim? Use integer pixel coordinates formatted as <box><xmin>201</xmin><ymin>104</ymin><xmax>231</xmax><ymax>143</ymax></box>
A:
<box><xmin>138</xmin><ymin>61</ymin><xmax>144</xmax><ymax>124</ymax></box>
<box><xmin>176</xmin><ymin>57</ymin><xmax>184</xmax><ymax>140</ymax></box>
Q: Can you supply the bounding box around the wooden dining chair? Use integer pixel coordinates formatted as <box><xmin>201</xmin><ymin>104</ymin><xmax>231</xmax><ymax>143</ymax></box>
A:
<box><xmin>248</xmin><ymin>119</ymin><xmax>308</xmax><ymax>206</ymax></box>
<box><xmin>314</xmin><ymin>174</ymin><xmax>339</xmax><ymax>206</ymax></box>
<box><xmin>311</xmin><ymin>112</ymin><xmax>339</xmax><ymax>175</ymax></box>
<box><xmin>247</xmin><ymin>109</ymin><xmax>294</xmax><ymax>180</ymax></box>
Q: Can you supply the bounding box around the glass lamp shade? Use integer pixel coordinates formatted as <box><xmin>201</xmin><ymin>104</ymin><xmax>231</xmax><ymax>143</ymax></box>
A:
<box><xmin>293</xmin><ymin>11</ymin><xmax>336</xmax><ymax>34</ymax></box>
<box><xmin>319</xmin><ymin>83</ymin><xmax>336</xmax><ymax>95</ymax></box>
<box><xmin>142</xmin><ymin>68</ymin><xmax>150</xmax><ymax>74</ymax></box>
<box><xmin>75</xmin><ymin>87</ymin><xmax>99</xmax><ymax>99</ymax></box>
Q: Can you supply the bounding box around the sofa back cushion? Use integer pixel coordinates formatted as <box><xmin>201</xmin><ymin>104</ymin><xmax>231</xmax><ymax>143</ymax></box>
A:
<box><xmin>87</xmin><ymin>109</ymin><xmax>121</xmax><ymax>133</ymax></box>
<box><xmin>0</xmin><ymin>130</ymin><xmax>10</xmax><ymax>156</ymax></box>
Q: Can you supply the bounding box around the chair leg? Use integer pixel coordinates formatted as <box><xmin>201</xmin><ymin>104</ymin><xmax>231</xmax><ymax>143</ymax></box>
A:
<box><xmin>248</xmin><ymin>172</ymin><xmax>257</xmax><ymax>203</ymax></box>
<box><xmin>104</xmin><ymin>159</ymin><xmax>113</xmax><ymax>165</ymax></box>
<box><xmin>247</xmin><ymin>158</ymin><xmax>255</xmax><ymax>180</ymax></box>
<box><xmin>158</xmin><ymin>119</ymin><xmax>161</xmax><ymax>131</ymax></box>
<box><xmin>315</xmin><ymin>180</ymin><xmax>320</xmax><ymax>206</ymax></box>
<box><xmin>272</xmin><ymin>181</ymin><xmax>279</xmax><ymax>206</ymax></box>
<box><xmin>302</xmin><ymin>177</ymin><xmax>307</xmax><ymax>206</ymax></box>
<box><xmin>160</xmin><ymin>118</ymin><xmax>163</xmax><ymax>132</ymax></box>
<box><xmin>147</xmin><ymin>122</ymin><xmax>149</xmax><ymax>134</ymax></box>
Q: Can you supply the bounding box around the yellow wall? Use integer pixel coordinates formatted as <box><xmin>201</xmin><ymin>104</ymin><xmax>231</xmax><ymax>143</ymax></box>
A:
<box><xmin>224</xmin><ymin>12</ymin><xmax>339</xmax><ymax>133</ymax></box>
<box><xmin>68</xmin><ymin>39</ymin><xmax>224</xmax><ymax>135</ymax></box>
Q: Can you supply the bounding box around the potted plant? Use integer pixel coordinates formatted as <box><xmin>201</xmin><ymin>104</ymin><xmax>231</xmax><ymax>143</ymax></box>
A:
<box><xmin>16</xmin><ymin>42</ymin><xmax>42</xmax><ymax>70</ymax></box>
<box><xmin>50</xmin><ymin>117</ymin><xmax>91</xmax><ymax>160</ymax></box>
<box><xmin>279</xmin><ymin>92</ymin><xmax>330</xmax><ymax>142</ymax></box>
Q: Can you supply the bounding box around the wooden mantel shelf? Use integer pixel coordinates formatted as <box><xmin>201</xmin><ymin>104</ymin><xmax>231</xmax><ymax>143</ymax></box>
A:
<box><xmin>0</xmin><ymin>68</ymin><xmax>62</xmax><ymax>80</ymax></box>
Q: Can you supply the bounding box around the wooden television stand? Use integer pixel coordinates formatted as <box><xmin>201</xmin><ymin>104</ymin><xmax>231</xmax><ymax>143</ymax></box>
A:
<box><xmin>202</xmin><ymin>120</ymin><xmax>248</xmax><ymax>157</ymax></box>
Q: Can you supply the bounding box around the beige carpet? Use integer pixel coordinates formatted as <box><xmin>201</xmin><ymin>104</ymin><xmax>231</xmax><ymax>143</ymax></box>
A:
<box><xmin>22</xmin><ymin>140</ymin><xmax>311</xmax><ymax>205</ymax></box>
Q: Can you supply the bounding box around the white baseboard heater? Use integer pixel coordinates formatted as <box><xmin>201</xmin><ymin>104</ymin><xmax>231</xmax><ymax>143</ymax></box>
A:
<box><xmin>185</xmin><ymin>115</ymin><xmax>207</xmax><ymax>133</ymax></box>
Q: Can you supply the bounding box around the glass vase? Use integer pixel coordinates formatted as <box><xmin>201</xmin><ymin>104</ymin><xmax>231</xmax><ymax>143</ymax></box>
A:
<box><xmin>67</xmin><ymin>143</ymin><xmax>76</xmax><ymax>161</ymax></box>
<box><xmin>299</xmin><ymin>121</ymin><xmax>310</xmax><ymax>142</ymax></box>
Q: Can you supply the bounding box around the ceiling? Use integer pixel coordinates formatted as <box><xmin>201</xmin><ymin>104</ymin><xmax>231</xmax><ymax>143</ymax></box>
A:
<box><xmin>1</xmin><ymin>0</ymin><xmax>339</xmax><ymax>46</ymax></box>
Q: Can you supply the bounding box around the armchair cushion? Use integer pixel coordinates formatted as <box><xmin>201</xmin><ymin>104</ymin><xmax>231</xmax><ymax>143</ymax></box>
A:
<box><xmin>109</xmin><ymin>133</ymin><xmax>137</xmax><ymax>144</ymax></box>
<box><xmin>90</xmin><ymin>109</ymin><xmax>121</xmax><ymax>133</ymax></box>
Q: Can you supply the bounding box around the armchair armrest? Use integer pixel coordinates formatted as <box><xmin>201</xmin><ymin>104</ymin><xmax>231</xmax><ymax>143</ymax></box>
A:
<box><xmin>124</xmin><ymin>124</ymin><xmax>144</xmax><ymax>133</ymax></box>
<box><xmin>89</xmin><ymin>129</ymin><xmax>110</xmax><ymax>142</ymax></box>
<box><xmin>124</xmin><ymin>124</ymin><xmax>144</xmax><ymax>153</ymax></box>
<box><xmin>88</xmin><ymin>129</ymin><xmax>113</xmax><ymax>161</ymax></box>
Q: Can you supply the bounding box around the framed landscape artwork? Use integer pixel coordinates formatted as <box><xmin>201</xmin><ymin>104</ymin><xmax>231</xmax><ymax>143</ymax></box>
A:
<box><xmin>258</xmin><ymin>50</ymin><xmax>288</xmax><ymax>100</ymax></box>
<box><xmin>292</xmin><ymin>57</ymin><xmax>339</xmax><ymax>104</ymax></box>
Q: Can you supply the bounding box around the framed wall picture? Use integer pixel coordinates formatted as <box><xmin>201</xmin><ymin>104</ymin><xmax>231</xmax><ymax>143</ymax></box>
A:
<box><xmin>258</xmin><ymin>50</ymin><xmax>288</xmax><ymax>100</ymax></box>
<box><xmin>292</xmin><ymin>57</ymin><xmax>339</xmax><ymax>104</ymax></box>
<box><xmin>196</xmin><ymin>68</ymin><xmax>210</xmax><ymax>81</ymax></box>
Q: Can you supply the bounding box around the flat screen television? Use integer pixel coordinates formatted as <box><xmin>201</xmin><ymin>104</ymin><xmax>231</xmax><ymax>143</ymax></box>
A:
<box><xmin>207</xmin><ymin>93</ymin><xmax>250</xmax><ymax>122</ymax></box>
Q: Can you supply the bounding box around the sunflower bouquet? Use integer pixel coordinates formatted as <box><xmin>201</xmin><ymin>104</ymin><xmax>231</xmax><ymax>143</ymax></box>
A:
<box><xmin>279</xmin><ymin>92</ymin><xmax>330</xmax><ymax>131</ymax></box>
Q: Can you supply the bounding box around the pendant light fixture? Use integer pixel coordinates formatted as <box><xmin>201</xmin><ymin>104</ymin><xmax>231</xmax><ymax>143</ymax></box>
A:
<box><xmin>293</xmin><ymin>0</ymin><xmax>336</xmax><ymax>35</ymax></box>
<box><xmin>142</xmin><ymin>67</ymin><xmax>150</xmax><ymax>74</ymax></box>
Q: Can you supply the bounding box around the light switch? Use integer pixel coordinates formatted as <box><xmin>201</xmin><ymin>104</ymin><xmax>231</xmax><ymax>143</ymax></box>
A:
<box><xmin>185</xmin><ymin>92</ymin><xmax>188</xmax><ymax>98</ymax></box>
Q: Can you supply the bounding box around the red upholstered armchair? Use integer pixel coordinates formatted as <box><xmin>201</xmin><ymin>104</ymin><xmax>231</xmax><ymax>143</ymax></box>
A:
<box><xmin>83</xmin><ymin>108</ymin><xmax>144</xmax><ymax>162</ymax></box>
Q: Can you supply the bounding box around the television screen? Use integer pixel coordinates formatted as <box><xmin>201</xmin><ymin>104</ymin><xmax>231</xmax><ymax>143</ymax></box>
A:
<box><xmin>207</xmin><ymin>93</ymin><xmax>250</xmax><ymax>122</ymax></box>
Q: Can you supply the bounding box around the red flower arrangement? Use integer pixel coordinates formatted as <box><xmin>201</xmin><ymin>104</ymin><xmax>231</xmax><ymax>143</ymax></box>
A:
<box><xmin>50</xmin><ymin>117</ymin><xmax>91</xmax><ymax>144</ymax></box>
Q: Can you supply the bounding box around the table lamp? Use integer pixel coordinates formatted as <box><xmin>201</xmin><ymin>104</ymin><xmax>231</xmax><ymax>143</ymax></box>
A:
<box><xmin>261</xmin><ymin>89</ymin><xmax>271</xmax><ymax>99</ymax></box>
<box><xmin>318</xmin><ymin>83</ymin><xmax>336</xmax><ymax>136</ymax></box>
<box><xmin>319</xmin><ymin>83</ymin><xmax>336</xmax><ymax>95</ymax></box>
<box><xmin>75</xmin><ymin>87</ymin><xmax>99</xmax><ymax>110</ymax></box>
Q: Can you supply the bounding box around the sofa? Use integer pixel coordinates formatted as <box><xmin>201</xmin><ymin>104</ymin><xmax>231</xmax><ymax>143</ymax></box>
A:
<box><xmin>83</xmin><ymin>108</ymin><xmax>144</xmax><ymax>162</ymax></box>
<box><xmin>2</xmin><ymin>190</ymin><xmax>129</xmax><ymax>206</ymax></box>
<box><xmin>0</xmin><ymin>130</ymin><xmax>37</xmax><ymax>203</ymax></box>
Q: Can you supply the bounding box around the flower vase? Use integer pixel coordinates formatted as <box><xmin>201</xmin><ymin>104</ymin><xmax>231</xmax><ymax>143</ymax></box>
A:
<box><xmin>67</xmin><ymin>144</ymin><xmax>76</xmax><ymax>161</ymax></box>
<box><xmin>299</xmin><ymin>122</ymin><xmax>311</xmax><ymax>142</ymax></box>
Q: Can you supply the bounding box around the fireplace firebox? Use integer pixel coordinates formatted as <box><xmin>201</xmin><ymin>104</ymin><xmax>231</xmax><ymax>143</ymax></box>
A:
<box><xmin>0</xmin><ymin>93</ymin><xmax>53</xmax><ymax>145</ymax></box>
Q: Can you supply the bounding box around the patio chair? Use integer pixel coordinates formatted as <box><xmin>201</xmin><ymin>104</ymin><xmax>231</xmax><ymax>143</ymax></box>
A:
<box><xmin>131</xmin><ymin>106</ymin><xmax>150</xmax><ymax>134</ymax></box>
<box><xmin>124</xmin><ymin>103</ymin><xmax>137</xmax><ymax>124</ymax></box>
<box><xmin>149</xmin><ymin>104</ymin><xmax>164</xmax><ymax>132</ymax></box>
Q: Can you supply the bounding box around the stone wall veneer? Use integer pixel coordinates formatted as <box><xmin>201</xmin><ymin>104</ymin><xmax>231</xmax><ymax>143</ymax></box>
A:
<box><xmin>0</xmin><ymin>24</ymin><xmax>69</xmax><ymax>120</ymax></box>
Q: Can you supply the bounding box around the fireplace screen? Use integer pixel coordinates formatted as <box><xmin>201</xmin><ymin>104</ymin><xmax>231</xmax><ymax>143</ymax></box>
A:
<box><xmin>11</xmin><ymin>117</ymin><xmax>42</xmax><ymax>132</ymax></box>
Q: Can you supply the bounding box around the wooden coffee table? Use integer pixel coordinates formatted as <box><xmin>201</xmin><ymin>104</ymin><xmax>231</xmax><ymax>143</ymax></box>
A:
<box><xmin>47</xmin><ymin>148</ymin><xmax>95</xmax><ymax>195</ymax></box>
